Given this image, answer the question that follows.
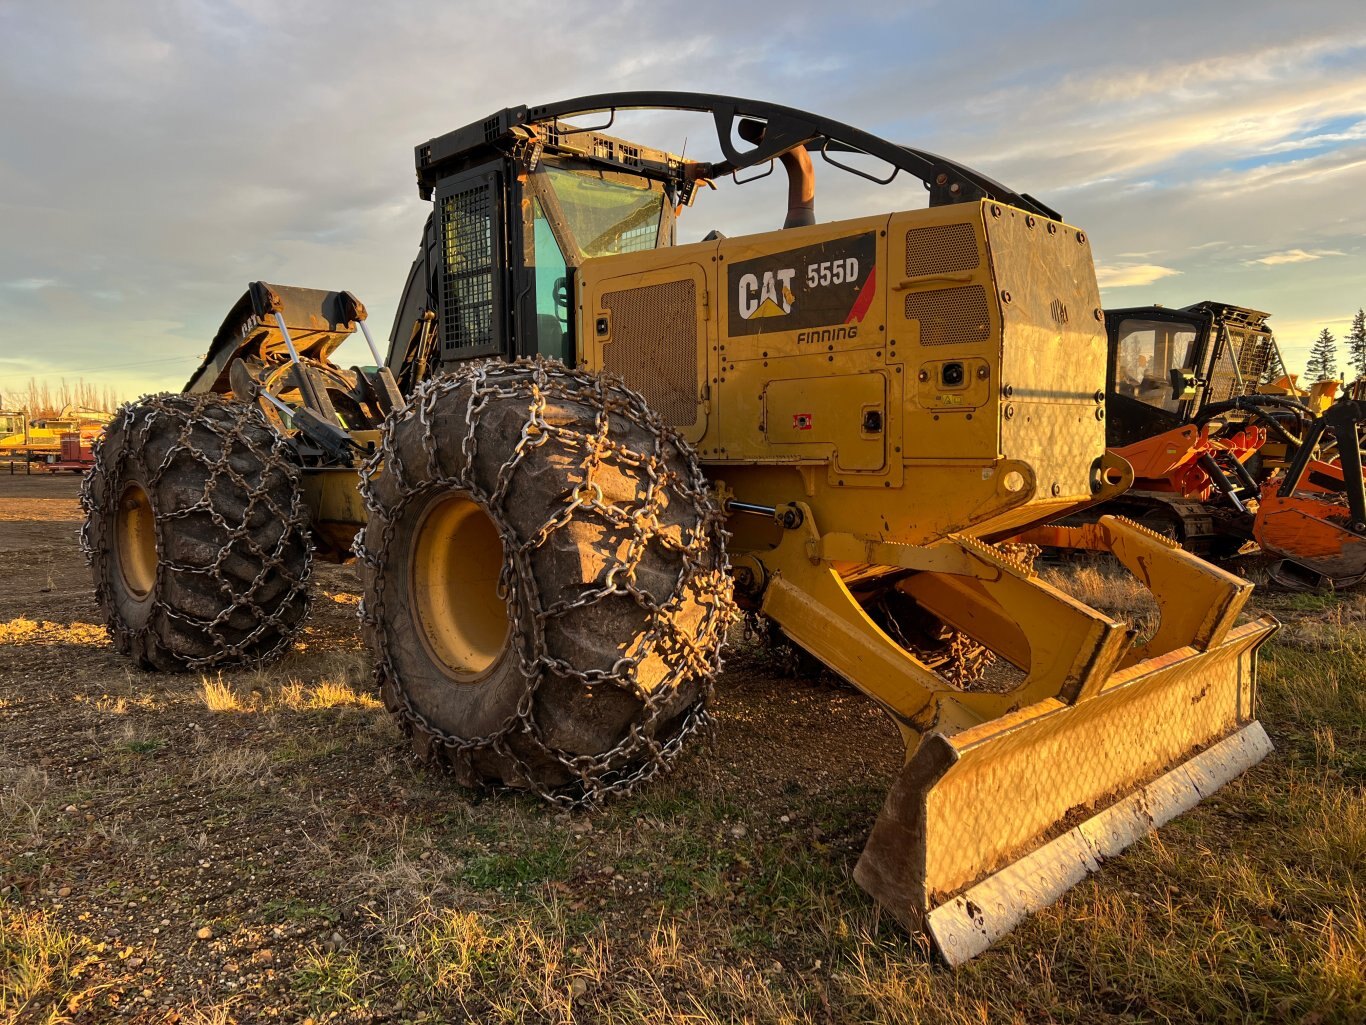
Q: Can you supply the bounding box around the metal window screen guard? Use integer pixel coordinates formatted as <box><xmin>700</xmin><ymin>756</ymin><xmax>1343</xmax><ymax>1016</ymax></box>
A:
<box><xmin>439</xmin><ymin>173</ymin><xmax>501</xmax><ymax>358</ymax></box>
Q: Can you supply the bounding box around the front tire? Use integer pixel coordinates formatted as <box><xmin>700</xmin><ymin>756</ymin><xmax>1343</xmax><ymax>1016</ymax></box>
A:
<box><xmin>81</xmin><ymin>393</ymin><xmax>312</xmax><ymax>670</ymax></box>
<box><xmin>358</xmin><ymin>359</ymin><xmax>734</xmax><ymax>804</ymax></box>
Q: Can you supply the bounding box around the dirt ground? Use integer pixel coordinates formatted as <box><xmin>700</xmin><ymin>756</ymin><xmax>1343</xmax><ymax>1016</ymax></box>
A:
<box><xmin>1</xmin><ymin>472</ymin><xmax>1363</xmax><ymax>1024</ymax></box>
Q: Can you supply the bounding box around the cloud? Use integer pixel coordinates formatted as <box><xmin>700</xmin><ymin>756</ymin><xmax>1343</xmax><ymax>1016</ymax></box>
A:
<box><xmin>1</xmin><ymin>1</ymin><xmax>1364</xmax><ymax>398</ymax></box>
<box><xmin>1095</xmin><ymin>264</ymin><xmax>1182</xmax><ymax>288</ymax></box>
<box><xmin>1196</xmin><ymin>147</ymin><xmax>1366</xmax><ymax>197</ymax></box>
<box><xmin>1249</xmin><ymin>248</ymin><xmax>1347</xmax><ymax>265</ymax></box>
<box><xmin>1263</xmin><ymin>119</ymin><xmax>1366</xmax><ymax>154</ymax></box>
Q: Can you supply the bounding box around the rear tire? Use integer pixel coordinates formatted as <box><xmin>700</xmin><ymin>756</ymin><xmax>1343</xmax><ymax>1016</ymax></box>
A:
<box><xmin>358</xmin><ymin>359</ymin><xmax>734</xmax><ymax>804</ymax></box>
<box><xmin>81</xmin><ymin>393</ymin><xmax>312</xmax><ymax>670</ymax></box>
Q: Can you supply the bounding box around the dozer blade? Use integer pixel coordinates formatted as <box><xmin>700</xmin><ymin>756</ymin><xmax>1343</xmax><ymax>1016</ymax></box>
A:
<box><xmin>854</xmin><ymin>619</ymin><xmax>1271</xmax><ymax>964</ymax></box>
<box><xmin>758</xmin><ymin>509</ymin><xmax>1277</xmax><ymax>964</ymax></box>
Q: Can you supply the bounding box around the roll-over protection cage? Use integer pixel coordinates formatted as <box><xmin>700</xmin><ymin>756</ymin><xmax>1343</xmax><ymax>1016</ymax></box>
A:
<box><xmin>385</xmin><ymin>91</ymin><xmax>1061</xmax><ymax>383</ymax></box>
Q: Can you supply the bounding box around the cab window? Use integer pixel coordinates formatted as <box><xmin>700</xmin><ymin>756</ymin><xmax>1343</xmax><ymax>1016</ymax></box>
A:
<box><xmin>532</xmin><ymin>199</ymin><xmax>571</xmax><ymax>362</ymax></box>
<box><xmin>1112</xmin><ymin>318</ymin><xmax>1197</xmax><ymax>413</ymax></box>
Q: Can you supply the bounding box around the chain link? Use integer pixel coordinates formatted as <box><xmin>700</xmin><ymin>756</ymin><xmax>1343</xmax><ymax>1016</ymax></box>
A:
<box><xmin>356</xmin><ymin>358</ymin><xmax>737</xmax><ymax>808</ymax></box>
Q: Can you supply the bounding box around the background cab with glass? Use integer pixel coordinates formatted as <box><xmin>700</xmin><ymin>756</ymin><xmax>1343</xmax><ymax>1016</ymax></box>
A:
<box><xmin>1103</xmin><ymin>301</ymin><xmax>1283</xmax><ymax>449</ymax></box>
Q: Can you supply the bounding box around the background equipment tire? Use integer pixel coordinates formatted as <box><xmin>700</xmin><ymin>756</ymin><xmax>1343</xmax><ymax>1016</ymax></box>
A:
<box><xmin>81</xmin><ymin>393</ymin><xmax>312</xmax><ymax>671</ymax></box>
<box><xmin>358</xmin><ymin>358</ymin><xmax>734</xmax><ymax>805</ymax></box>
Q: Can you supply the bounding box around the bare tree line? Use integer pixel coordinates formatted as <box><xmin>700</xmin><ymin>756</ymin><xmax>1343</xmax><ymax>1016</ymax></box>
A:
<box><xmin>0</xmin><ymin>378</ymin><xmax>126</xmax><ymax>418</ymax></box>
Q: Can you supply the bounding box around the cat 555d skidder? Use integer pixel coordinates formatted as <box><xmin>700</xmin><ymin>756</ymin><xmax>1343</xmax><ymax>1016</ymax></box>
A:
<box><xmin>82</xmin><ymin>93</ymin><xmax>1276</xmax><ymax>964</ymax></box>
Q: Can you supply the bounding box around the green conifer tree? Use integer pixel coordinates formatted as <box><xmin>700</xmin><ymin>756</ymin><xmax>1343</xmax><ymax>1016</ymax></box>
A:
<box><xmin>1347</xmin><ymin>308</ymin><xmax>1366</xmax><ymax>380</ymax></box>
<box><xmin>1305</xmin><ymin>328</ymin><xmax>1340</xmax><ymax>382</ymax></box>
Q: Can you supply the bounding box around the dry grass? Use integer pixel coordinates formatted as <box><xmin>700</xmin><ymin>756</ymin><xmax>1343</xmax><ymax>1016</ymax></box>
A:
<box><xmin>0</xmin><ymin>908</ymin><xmax>110</xmax><ymax>1023</ymax></box>
<box><xmin>0</xmin><ymin>618</ymin><xmax>108</xmax><ymax>647</ymax></box>
<box><xmin>1273</xmin><ymin>592</ymin><xmax>1366</xmax><ymax>652</ymax></box>
<box><xmin>199</xmin><ymin>673</ymin><xmax>244</xmax><ymax>713</ymax></box>
<box><xmin>0</xmin><ymin>765</ymin><xmax>52</xmax><ymax>848</ymax></box>
<box><xmin>1038</xmin><ymin>559</ymin><xmax>1161</xmax><ymax>641</ymax></box>
<box><xmin>2</xmin><ymin>556</ymin><xmax>1363</xmax><ymax>1023</ymax></box>
<box><xmin>199</xmin><ymin>657</ymin><xmax>380</xmax><ymax>716</ymax></box>
<box><xmin>282</xmin><ymin>678</ymin><xmax>382</xmax><ymax>711</ymax></box>
<box><xmin>191</xmin><ymin>746</ymin><xmax>273</xmax><ymax>787</ymax></box>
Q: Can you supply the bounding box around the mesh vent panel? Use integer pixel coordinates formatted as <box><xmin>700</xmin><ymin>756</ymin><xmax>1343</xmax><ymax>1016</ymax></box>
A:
<box><xmin>602</xmin><ymin>280</ymin><xmax>698</xmax><ymax>425</ymax></box>
<box><xmin>1238</xmin><ymin>333</ymin><xmax>1276</xmax><ymax>391</ymax></box>
<box><xmin>905</xmin><ymin>223</ymin><xmax>980</xmax><ymax>279</ymax></box>
<box><xmin>440</xmin><ymin>183</ymin><xmax>494</xmax><ymax>354</ymax></box>
<box><xmin>1209</xmin><ymin>330</ymin><xmax>1275</xmax><ymax>399</ymax></box>
<box><xmin>904</xmin><ymin>286</ymin><xmax>992</xmax><ymax>346</ymax></box>
<box><xmin>1209</xmin><ymin>329</ymin><xmax>1247</xmax><ymax>401</ymax></box>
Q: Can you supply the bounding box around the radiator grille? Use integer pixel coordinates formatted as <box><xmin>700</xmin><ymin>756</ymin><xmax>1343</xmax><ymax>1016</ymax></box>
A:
<box><xmin>904</xmin><ymin>223</ymin><xmax>980</xmax><ymax>279</ymax></box>
<box><xmin>439</xmin><ymin>182</ymin><xmax>494</xmax><ymax>354</ymax></box>
<box><xmin>602</xmin><ymin>280</ymin><xmax>698</xmax><ymax>425</ymax></box>
<box><xmin>904</xmin><ymin>285</ymin><xmax>992</xmax><ymax>346</ymax></box>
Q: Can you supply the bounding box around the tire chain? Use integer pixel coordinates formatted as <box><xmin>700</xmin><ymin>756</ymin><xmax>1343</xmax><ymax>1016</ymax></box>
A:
<box><xmin>79</xmin><ymin>393</ymin><xmax>313</xmax><ymax>669</ymax></box>
<box><xmin>355</xmin><ymin>358</ymin><xmax>737</xmax><ymax>808</ymax></box>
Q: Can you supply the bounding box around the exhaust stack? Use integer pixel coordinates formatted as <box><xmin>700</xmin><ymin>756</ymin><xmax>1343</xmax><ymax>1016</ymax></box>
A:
<box><xmin>737</xmin><ymin>118</ymin><xmax>815</xmax><ymax>228</ymax></box>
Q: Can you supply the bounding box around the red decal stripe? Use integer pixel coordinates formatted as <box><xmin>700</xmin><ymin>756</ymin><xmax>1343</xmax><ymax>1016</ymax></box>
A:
<box><xmin>845</xmin><ymin>266</ymin><xmax>877</xmax><ymax>324</ymax></box>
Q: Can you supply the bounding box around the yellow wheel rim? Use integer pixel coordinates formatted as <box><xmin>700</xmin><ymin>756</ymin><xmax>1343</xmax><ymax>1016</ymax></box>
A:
<box><xmin>115</xmin><ymin>482</ymin><xmax>157</xmax><ymax>600</ymax></box>
<box><xmin>410</xmin><ymin>494</ymin><xmax>510</xmax><ymax>681</ymax></box>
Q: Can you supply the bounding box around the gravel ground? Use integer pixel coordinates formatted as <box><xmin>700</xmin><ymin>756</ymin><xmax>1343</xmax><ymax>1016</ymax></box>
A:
<box><xmin>2</xmin><ymin>472</ymin><xmax>1362</xmax><ymax>1024</ymax></box>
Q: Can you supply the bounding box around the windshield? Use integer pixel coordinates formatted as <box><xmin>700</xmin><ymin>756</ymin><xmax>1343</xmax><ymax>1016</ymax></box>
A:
<box><xmin>540</xmin><ymin>166</ymin><xmax>664</xmax><ymax>259</ymax></box>
<box><xmin>1112</xmin><ymin>318</ymin><xmax>1198</xmax><ymax>413</ymax></box>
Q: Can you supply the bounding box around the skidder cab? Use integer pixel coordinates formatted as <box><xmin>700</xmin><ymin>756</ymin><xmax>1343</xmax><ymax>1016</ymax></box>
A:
<box><xmin>82</xmin><ymin>92</ymin><xmax>1276</xmax><ymax>964</ymax></box>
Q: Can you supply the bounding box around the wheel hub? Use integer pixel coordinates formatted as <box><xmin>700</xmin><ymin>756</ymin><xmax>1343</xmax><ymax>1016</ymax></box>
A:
<box><xmin>409</xmin><ymin>494</ymin><xmax>510</xmax><ymax>680</ymax></box>
<box><xmin>115</xmin><ymin>482</ymin><xmax>157</xmax><ymax>600</ymax></box>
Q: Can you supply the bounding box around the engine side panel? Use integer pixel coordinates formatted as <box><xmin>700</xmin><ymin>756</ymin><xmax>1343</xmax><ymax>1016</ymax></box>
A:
<box><xmin>576</xmin><ymin>201</ymin><xmax>1110</xmax><ymax>545</ymax></box>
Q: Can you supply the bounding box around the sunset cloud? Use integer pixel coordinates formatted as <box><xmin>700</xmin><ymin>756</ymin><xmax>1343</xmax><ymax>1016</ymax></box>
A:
<box><xmin>1095</xmin><ymin>264</ymin><xmax>1183</xmax><ymax>288</ymax></box>
<box><xmin>1249</xmin><ymin>249</ymin><xmax>1346</xmax><ymax>265</ymax></box>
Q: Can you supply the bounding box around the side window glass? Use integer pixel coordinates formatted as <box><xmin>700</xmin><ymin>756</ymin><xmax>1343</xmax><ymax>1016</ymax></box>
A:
<box><xmin>533</xmin><ymin>199</ymin><xmax>571</xmax><ymax>362</ymax></box>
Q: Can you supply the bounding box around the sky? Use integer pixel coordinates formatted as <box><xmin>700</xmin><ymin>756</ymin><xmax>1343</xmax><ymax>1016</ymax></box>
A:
<box><xmin>1</xmin><ymin>0</ymin><xmax>1363</xmax><ymax>403</ymax></box>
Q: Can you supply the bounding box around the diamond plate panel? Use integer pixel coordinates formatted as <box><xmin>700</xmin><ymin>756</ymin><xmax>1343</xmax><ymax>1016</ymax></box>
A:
<box><xmin>921</xmin><ymin>619</ymin><xmax>1268</xmax><ymax>900</ymax></box>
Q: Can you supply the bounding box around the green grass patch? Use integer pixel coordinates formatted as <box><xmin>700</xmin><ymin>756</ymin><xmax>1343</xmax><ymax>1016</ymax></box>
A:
<box><xmin>462</xmin><ymin>838</ymin><xmax>575</xmax><ymax>891</ymax></box>
<box><xmin>120</xmin><ymin>738</ymin><xmax>162</xmax><ymax>755</ymax></box>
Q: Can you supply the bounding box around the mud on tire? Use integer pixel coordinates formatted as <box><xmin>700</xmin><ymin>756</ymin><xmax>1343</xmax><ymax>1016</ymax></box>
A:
<box><xmin>358</xmin><ymin>358</ymin><xmax>735</xmax><ymax>805</ymax></box>
<box><xmin>81</xmin><ymin>393</ymin><xmax>312</xmax><ymax>671</ymax></box>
